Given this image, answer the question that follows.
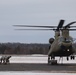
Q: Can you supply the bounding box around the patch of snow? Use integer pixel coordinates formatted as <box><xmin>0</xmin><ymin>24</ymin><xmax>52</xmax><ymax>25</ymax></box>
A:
<box><xmin>7</xmin><ymin>55</ymin><xmax>76</xmax><ymax>64</ymax></box>
<box><xmin>0</xmin><ymin>72</ymin><xmax>76</xmax><ymax>75</ymax></box>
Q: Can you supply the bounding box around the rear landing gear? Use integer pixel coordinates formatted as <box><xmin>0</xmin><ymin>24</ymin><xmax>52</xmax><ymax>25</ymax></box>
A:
<box><xmin>48</xmin><ymin>56</ymin><xmax>57</xmax><ymax>65</ymax></box>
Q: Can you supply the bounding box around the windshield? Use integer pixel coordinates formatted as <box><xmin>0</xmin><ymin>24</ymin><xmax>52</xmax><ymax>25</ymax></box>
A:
<box><xmin>59</xmin><ymin>37</ymin><xmax>73</xmax><ymax>42</ymax></box>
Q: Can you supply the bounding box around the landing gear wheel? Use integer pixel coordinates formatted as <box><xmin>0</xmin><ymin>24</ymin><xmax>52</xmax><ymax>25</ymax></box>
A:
<box><xmin>73</xmin><ymin>56</ymin><xmax>75</xmax><ymax>60</ymax></box>
<box><xmin>71</xmin><ymin>56</ymin><xmax>75</xmax><ymax>60</ymax></box>
<box><xmin>67</xmin><ymin>57</ymin><xmax>69</xmax><ymax>61</ymax></box>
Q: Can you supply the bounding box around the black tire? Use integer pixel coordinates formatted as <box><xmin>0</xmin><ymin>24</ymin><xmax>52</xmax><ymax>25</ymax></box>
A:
<box><xmin>67</xmin><ymin>57</ymin><xmax>69</xmax><ymax>61</ymax></box>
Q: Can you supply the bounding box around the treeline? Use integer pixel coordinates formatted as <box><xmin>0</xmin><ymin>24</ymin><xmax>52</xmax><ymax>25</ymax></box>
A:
<box><xmin>0</xmin><ymin>43</ymin><xmax>50</xmax><ymax>55</ymax></box>
<box><xmin>0</xmin><ymin>43</ymin><xmax>76</xmax><ymax>55</ymax></box>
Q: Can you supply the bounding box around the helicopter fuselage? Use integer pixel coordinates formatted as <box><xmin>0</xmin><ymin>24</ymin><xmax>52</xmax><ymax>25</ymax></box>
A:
<box><xmin>48</xmin><ymin>36</ymin><xmax>75</xmax><ymax>57</ymax></box>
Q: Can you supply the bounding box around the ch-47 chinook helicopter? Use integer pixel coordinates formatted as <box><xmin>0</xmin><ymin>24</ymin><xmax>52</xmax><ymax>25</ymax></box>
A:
<box><xmin>13</xmin><ymin>19</ymin><xmax>76</xmax><ymax>65</ymax></box>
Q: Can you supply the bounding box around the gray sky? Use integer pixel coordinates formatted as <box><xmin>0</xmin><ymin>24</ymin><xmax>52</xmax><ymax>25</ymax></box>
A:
<box><xmin>0</xmin><ymin>0</ymin><xmax>76</xmax><ymax>43</ymax></box>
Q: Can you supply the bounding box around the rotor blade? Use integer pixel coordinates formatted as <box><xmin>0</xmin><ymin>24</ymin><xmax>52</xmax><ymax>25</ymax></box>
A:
<box><xmin>65</xmin><ymin>21</ymin><xmax>76</xmax><ymax>28</ymax></box>
<box><xmin>60</xmin><ymin>28</ymin><xmax>76</xmax><ymax>30</ymax></box>
<box><xmin>13</xmin><ymin>25</ymin><xmax>57</xmax><ymax>28</ymax></box>
<box><xmin>57</xmin><ymin>19</ymin><xmax>65</xmax><ymax>31</ymax></box>
<box><xmin>69</xmin><ymin>29</ymin><xmax>76</xmax><ymax>31</ymax></box>
<box><xmin>62</xmin><ymin>29</ymin><xmax>76</xmax><ymax>31</ymax></box>
<box><xmin>70</xmin><ymin>26</ymin><xmax>76</xmax><ymax>28</ymax></box>
<box><xmin>14</xmin><ymin>29</ymin><xmax>54</xmax><ymax>31</ymax></box>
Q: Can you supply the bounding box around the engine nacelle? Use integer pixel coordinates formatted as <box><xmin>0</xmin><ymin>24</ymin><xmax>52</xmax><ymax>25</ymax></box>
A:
<box><xmin>49</xmin><ymin>38</ymin><xmax>54</xmax><ymax>44</ymax></box>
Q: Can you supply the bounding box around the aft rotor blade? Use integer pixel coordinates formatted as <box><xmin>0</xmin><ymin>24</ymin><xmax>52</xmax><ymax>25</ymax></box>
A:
<box><xmin>57</xmin><ymin>19</ymin><xmax>65</xmax><ymax>31</ymax></box>
<box><xmin>14</xmin><ymin>29</ymin><xmax>54</xmax><ymax>31</ymax></box>
<box><xmin>13</xmin><ymin>25</ymin><xmax>57</xmax><ymax>28</ymax></box>
<box><xmin>65</xmin><ymin>21</ymin><xmax>76</xmax><ymax>28</ymax></box>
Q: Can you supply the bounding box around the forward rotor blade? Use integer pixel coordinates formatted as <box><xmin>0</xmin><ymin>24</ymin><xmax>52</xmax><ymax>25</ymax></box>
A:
<box><xmin>57</xmin><ymin>19</ymin><xmax>65</xmax><ymax>31</ymax></box>
<box><xmin>14</xmin><ymin>29</ymin><xmax>53</xmax><ymax>31</ymax></box>
<box><xmin>13</xmin><ymin>25</ymin><xmax>57</xmax><ymax>28</ymax></box>
<box><xmin>69</xmin><ymin>29</ymin><xmax>76</xmax><ymax>31</ymax></box>
<box><xmin>60</xmin><ymin>28</ymin><xmax>76</xmax><ymax>31</ymax></box>
<box><xmin>70</xmin><ymin>26</ymin><xmax>76</xmax><ymax>28</ymax></box>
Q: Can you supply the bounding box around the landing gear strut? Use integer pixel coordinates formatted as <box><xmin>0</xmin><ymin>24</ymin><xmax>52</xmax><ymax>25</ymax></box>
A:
<box><xmin>48</xmin><ymin>56</ymin><xmax>57</xmax><ymax>65</ymax></box>
<box><xmin>66</xmin><ymin>56</ymin><xmax>75</xmax><ymax>60</ymax></box>
<box><xmin>67</xmin><ymin>57</ymin><xmax>69</xmax><ymax>61</ymax></box>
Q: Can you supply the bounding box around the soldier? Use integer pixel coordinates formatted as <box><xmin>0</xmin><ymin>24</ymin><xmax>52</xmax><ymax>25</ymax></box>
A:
<box><xmin>6</xmin><ymin>56</ymin><xmax>11</xmax><ymax>64</ymax></box>
<box><xmin>0</xmin><ymin>56</ymin><xmax>11</xmax><ymax>65</ymax></box>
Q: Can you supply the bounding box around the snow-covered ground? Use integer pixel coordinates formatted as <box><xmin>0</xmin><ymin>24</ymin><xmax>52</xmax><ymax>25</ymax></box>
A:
<box><xmin>0</xmin><ymin>55</ymin><xmax>76</xmax><ymax>75</ymax></box>
<box><xmin>10</xmin><ymin>55</ymin><xmax>48</xmax><ymax>63</ymax></box>
<box><xmin>0</xmin><ymin>72</ymin><xmax>76</xmax><ymax>75</ymax></box>
<box><xmin>9</xmin><ymin>55</ymin><xmax>76</xmax><ymax>64</ymax></box>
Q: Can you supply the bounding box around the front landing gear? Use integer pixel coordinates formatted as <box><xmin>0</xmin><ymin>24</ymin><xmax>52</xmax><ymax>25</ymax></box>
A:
<box><xmin>48</xmin><ymin>56</ymin><xmax>57</xmax><ymax>65</ymax></box>
<box><xmin>70</xmin><ymin>56</ymin><xmax>75</xmax><ymax>60</ymax></box>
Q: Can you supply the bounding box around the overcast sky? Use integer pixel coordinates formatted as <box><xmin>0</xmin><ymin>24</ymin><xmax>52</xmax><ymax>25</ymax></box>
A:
<box><xmin>0</xmin><ymin>0</ymin><xmax>76</xmax><ymax>43</ymax></box>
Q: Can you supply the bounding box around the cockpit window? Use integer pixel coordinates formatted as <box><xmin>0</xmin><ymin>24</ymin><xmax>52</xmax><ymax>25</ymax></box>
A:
<box><xmin>59</xmin><ymin>37</ymin><xmax>73</xmax><ymax>42</ymax></box>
